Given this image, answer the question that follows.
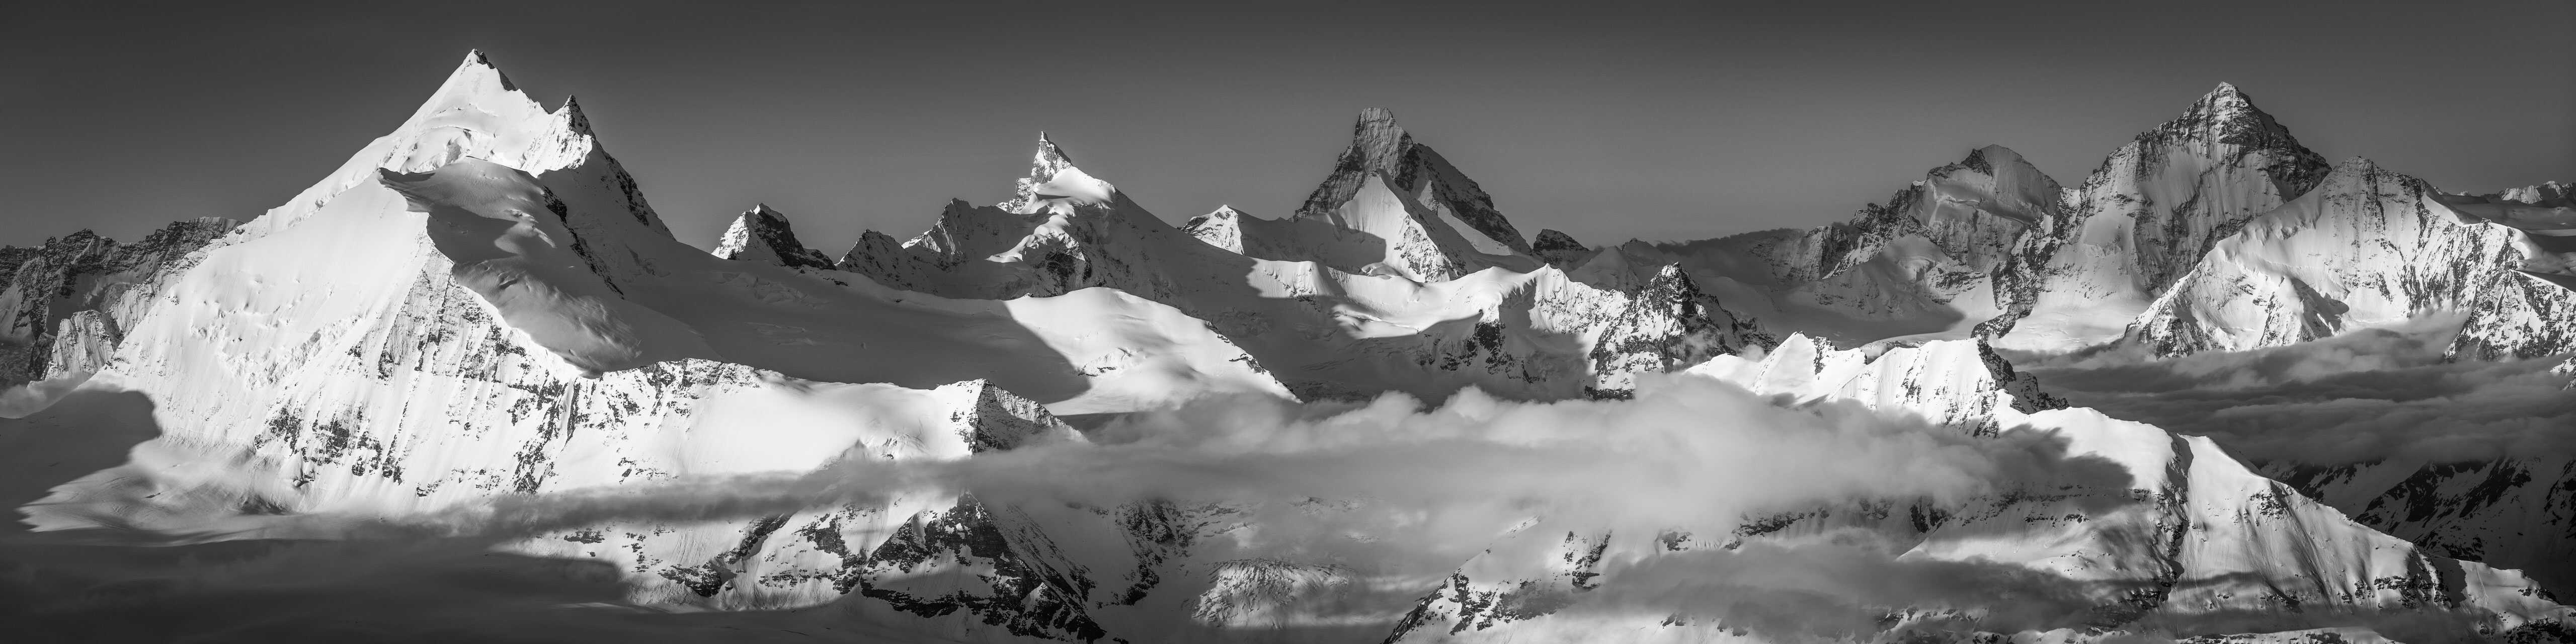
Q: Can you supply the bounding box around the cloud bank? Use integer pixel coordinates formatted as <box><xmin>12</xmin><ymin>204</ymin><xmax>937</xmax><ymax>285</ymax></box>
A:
<box><xmin>2027</xmin><ymin>316</ymin><xmax>2576</xmax><ymax>465</ymax></box>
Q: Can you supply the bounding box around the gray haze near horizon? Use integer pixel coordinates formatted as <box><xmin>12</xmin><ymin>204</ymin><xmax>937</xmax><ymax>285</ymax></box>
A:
<box><xmin>3</xmin><ymin>0</ymin><xmax>2568</xmax><ymax>253</ymax></box>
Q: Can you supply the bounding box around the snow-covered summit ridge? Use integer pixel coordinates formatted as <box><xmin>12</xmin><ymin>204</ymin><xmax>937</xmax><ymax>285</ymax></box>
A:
<box><xmin>227</xmin><ymin>50</ymin><xmax>663</xmax><ymax>247</ymax></box>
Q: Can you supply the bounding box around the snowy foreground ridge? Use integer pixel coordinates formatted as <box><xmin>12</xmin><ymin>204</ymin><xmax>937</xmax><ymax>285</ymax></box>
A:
<box><xmin>2</xmin><ymin>51</ymin><xmax>2573</xmax><ymax>643</ymax></box>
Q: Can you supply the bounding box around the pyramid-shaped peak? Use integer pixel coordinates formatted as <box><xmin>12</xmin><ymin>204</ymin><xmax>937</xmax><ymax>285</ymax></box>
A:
<box><xmin>715</xmin><ymin>204</ymin><xmax>833</xmax><ymax>270</ymax></box>
<box><xmin>2192</xmin><ymin>82</ymin><xmax>2255</xmax><ymax>113</ymax></box>
<box><xmin>2159</xmin><ymin>82</ymin><xmax>2280</xmax><ymax>134</ymax></box>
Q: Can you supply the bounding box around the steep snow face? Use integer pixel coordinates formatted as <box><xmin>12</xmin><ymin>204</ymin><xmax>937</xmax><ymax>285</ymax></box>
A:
<box><xmin>1386</xmin><ymin>336</ymin><xmax>2571</xmax><ymax>643</ymax></box>
<box><xmin>2128</xmin><ymin>159</ymin><xmax>2523</xmax><ymax>355</ymax></box>
<box><xmin>1296</xmin><ymin>174</ymin><xmax>1504</xmax><ymax>281</ymax></box>
<box><xmin>2002</xmin><ymin>84</ymin><xmax>2332</xmax><ymax>351</ymax></box>
<box><xmin>231</xmin><ymin>51</ymin><xmax>627</xmax><ymax>243</ymax></box>
<box><xmin>0</xmin><ymin>219</ymin><xmax>236</xmax><ymax>390</ymax></box>
<box><xmin>384</xmin><ymin>159</ymin><xmax>716</xmax><ymax>375</ymax></box>
<box><xmin>841</xmin><ymin>135</ymin><xmax>1774</xmax><ymax>401</ymax></box>
<box><xmin>712</xmin><ymin>204</ymin><xmax>835</xmax><ymax>270</ymax></box>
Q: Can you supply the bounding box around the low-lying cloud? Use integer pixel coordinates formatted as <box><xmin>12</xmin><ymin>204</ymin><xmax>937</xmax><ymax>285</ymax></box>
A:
<box><xmin>8</xmin><ymin>371</ymin><xmax>2136</xmax><ymax>640</ymax></box>
<box><xmin>2026</xmin><ymin>315</ymin><xmax>2576</xmax><ymax>465</ymax></box>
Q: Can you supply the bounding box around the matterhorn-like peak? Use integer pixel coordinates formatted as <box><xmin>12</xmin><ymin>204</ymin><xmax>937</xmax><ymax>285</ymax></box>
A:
<box><xmin>1294</xmin><ymin>107</ymin><xmax>1536</xmax><ymax>257</ymax></box>
<box><xmin>713</xmin><ymin>203</ymin><xmax>835</xmax><ymax>270</ymax></box>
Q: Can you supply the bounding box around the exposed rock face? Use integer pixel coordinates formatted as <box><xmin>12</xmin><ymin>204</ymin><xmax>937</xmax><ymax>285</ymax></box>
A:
<box><xmin>1531</xmin><ymin>228</ymin><xmax>1592</xmax><ymax>268</ymax></box>
<box><xmin>42</xmin><ymin>310</ymin><xmax>119</xmax><ymax>381</ymax></box>
<box><xmin>1385</xmin><ymin>335</ymin><xmax>2571</xmax><ymax>643</ymax></box>
<box><xmin>1295</xmin><ymin>108</ymin><xmax>1536</xmax><ymax>259</ymax></box>
<box><xmin>2128</xmin><ymin>159</ymin><xmax>2522</xmax><ymax>355</ymax></box>
<box><xmin>0</xmin><ymin>217</ymin><xmax>238</xmax><ymax>388</ymax></box>
<box><xmin>712</xmin><ymin>204</ymin><xmax>835</xmax><ymax>270</ymax></box>
<box><xmin>2003</xmin><ymin>84</ymin><xmax>2333</xmax><ymax>350</ymax></box>
<box><xmin>1583</xmin><ymin>266</ymin><xmax>1772</xmax><ymax>397</ymax></box>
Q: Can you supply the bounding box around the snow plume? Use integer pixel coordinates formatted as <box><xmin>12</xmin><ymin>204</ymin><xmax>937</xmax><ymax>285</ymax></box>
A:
<box><xmin>2027</xmin><ymin>315</ymin><xmax>2576</xmax><ymax>465</ymax></box>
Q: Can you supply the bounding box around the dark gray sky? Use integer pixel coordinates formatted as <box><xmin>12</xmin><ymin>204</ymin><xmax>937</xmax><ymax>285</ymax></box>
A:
<box><xmin>4</xmin><ymin>1</ymin><xmax>2568</xmax><ymax>252</ymax></box>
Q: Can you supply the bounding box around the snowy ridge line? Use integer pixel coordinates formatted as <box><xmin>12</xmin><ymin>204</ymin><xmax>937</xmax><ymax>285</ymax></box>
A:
<box><xmin>0</xmin><ymin>50</ymin><xmax>2570</xmax><ymax>643</ymax></box>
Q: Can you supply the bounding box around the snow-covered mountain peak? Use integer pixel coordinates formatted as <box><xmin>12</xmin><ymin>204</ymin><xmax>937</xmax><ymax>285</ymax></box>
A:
<box><xmin>433</xmin><ymin>49</ymin><xmax>518</xmax><ymax>101</ymax></box>
<box><xmin>712</xmin><ymin>203</ymin><xmax>835</xmax><ymax>270</ymax></box>
<box><xmin>999</xmin><ymin>133</ymin><xmax>1121</xmax><ymax>213</ymax></box>
<box><xmin>555</xmin><ymin>94</ymin><xmax>593</xmax><ymax>135</ymax></box>
<box><xmin>2149</xmin><ymin>82</ymin><xmax>2313</xmax><ymax>156</ymax></box>
<box><xmin>229</xmin><ymin>50</ymin><xmax>623</xmax><ymax>243</ymax></box>
<box><xmin>1295</xmin><ymin>109</ymin><xmax>1537</xmax><ymax>257</ymax></box>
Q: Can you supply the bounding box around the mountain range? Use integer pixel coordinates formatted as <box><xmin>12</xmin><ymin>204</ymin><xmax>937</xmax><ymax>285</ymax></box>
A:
<box><xmin>0</xmin><ymin>51</ymin><xmax>2570</xmax><ymax>643</ymax></box>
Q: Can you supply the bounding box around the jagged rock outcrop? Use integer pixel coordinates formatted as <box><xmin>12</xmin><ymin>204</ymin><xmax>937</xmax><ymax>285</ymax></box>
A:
<box><xmin>0</xmin><ymin>217</ymin><xmax>237</xmax><ymax>388</ymax></box>
<box><xmin>712</xmin><ymin>203</ymin><xmax>835</xmax><ymax>270</ymax></box>
<box><xmin>1584</xmin><ymin>266</ymin><xmax>1773</xmax><ymax>397</ymax></box>
<box><xmin>41</xmin><ymin>310</ymin><xmax>119</xmax><ymax>381</ymax></box>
